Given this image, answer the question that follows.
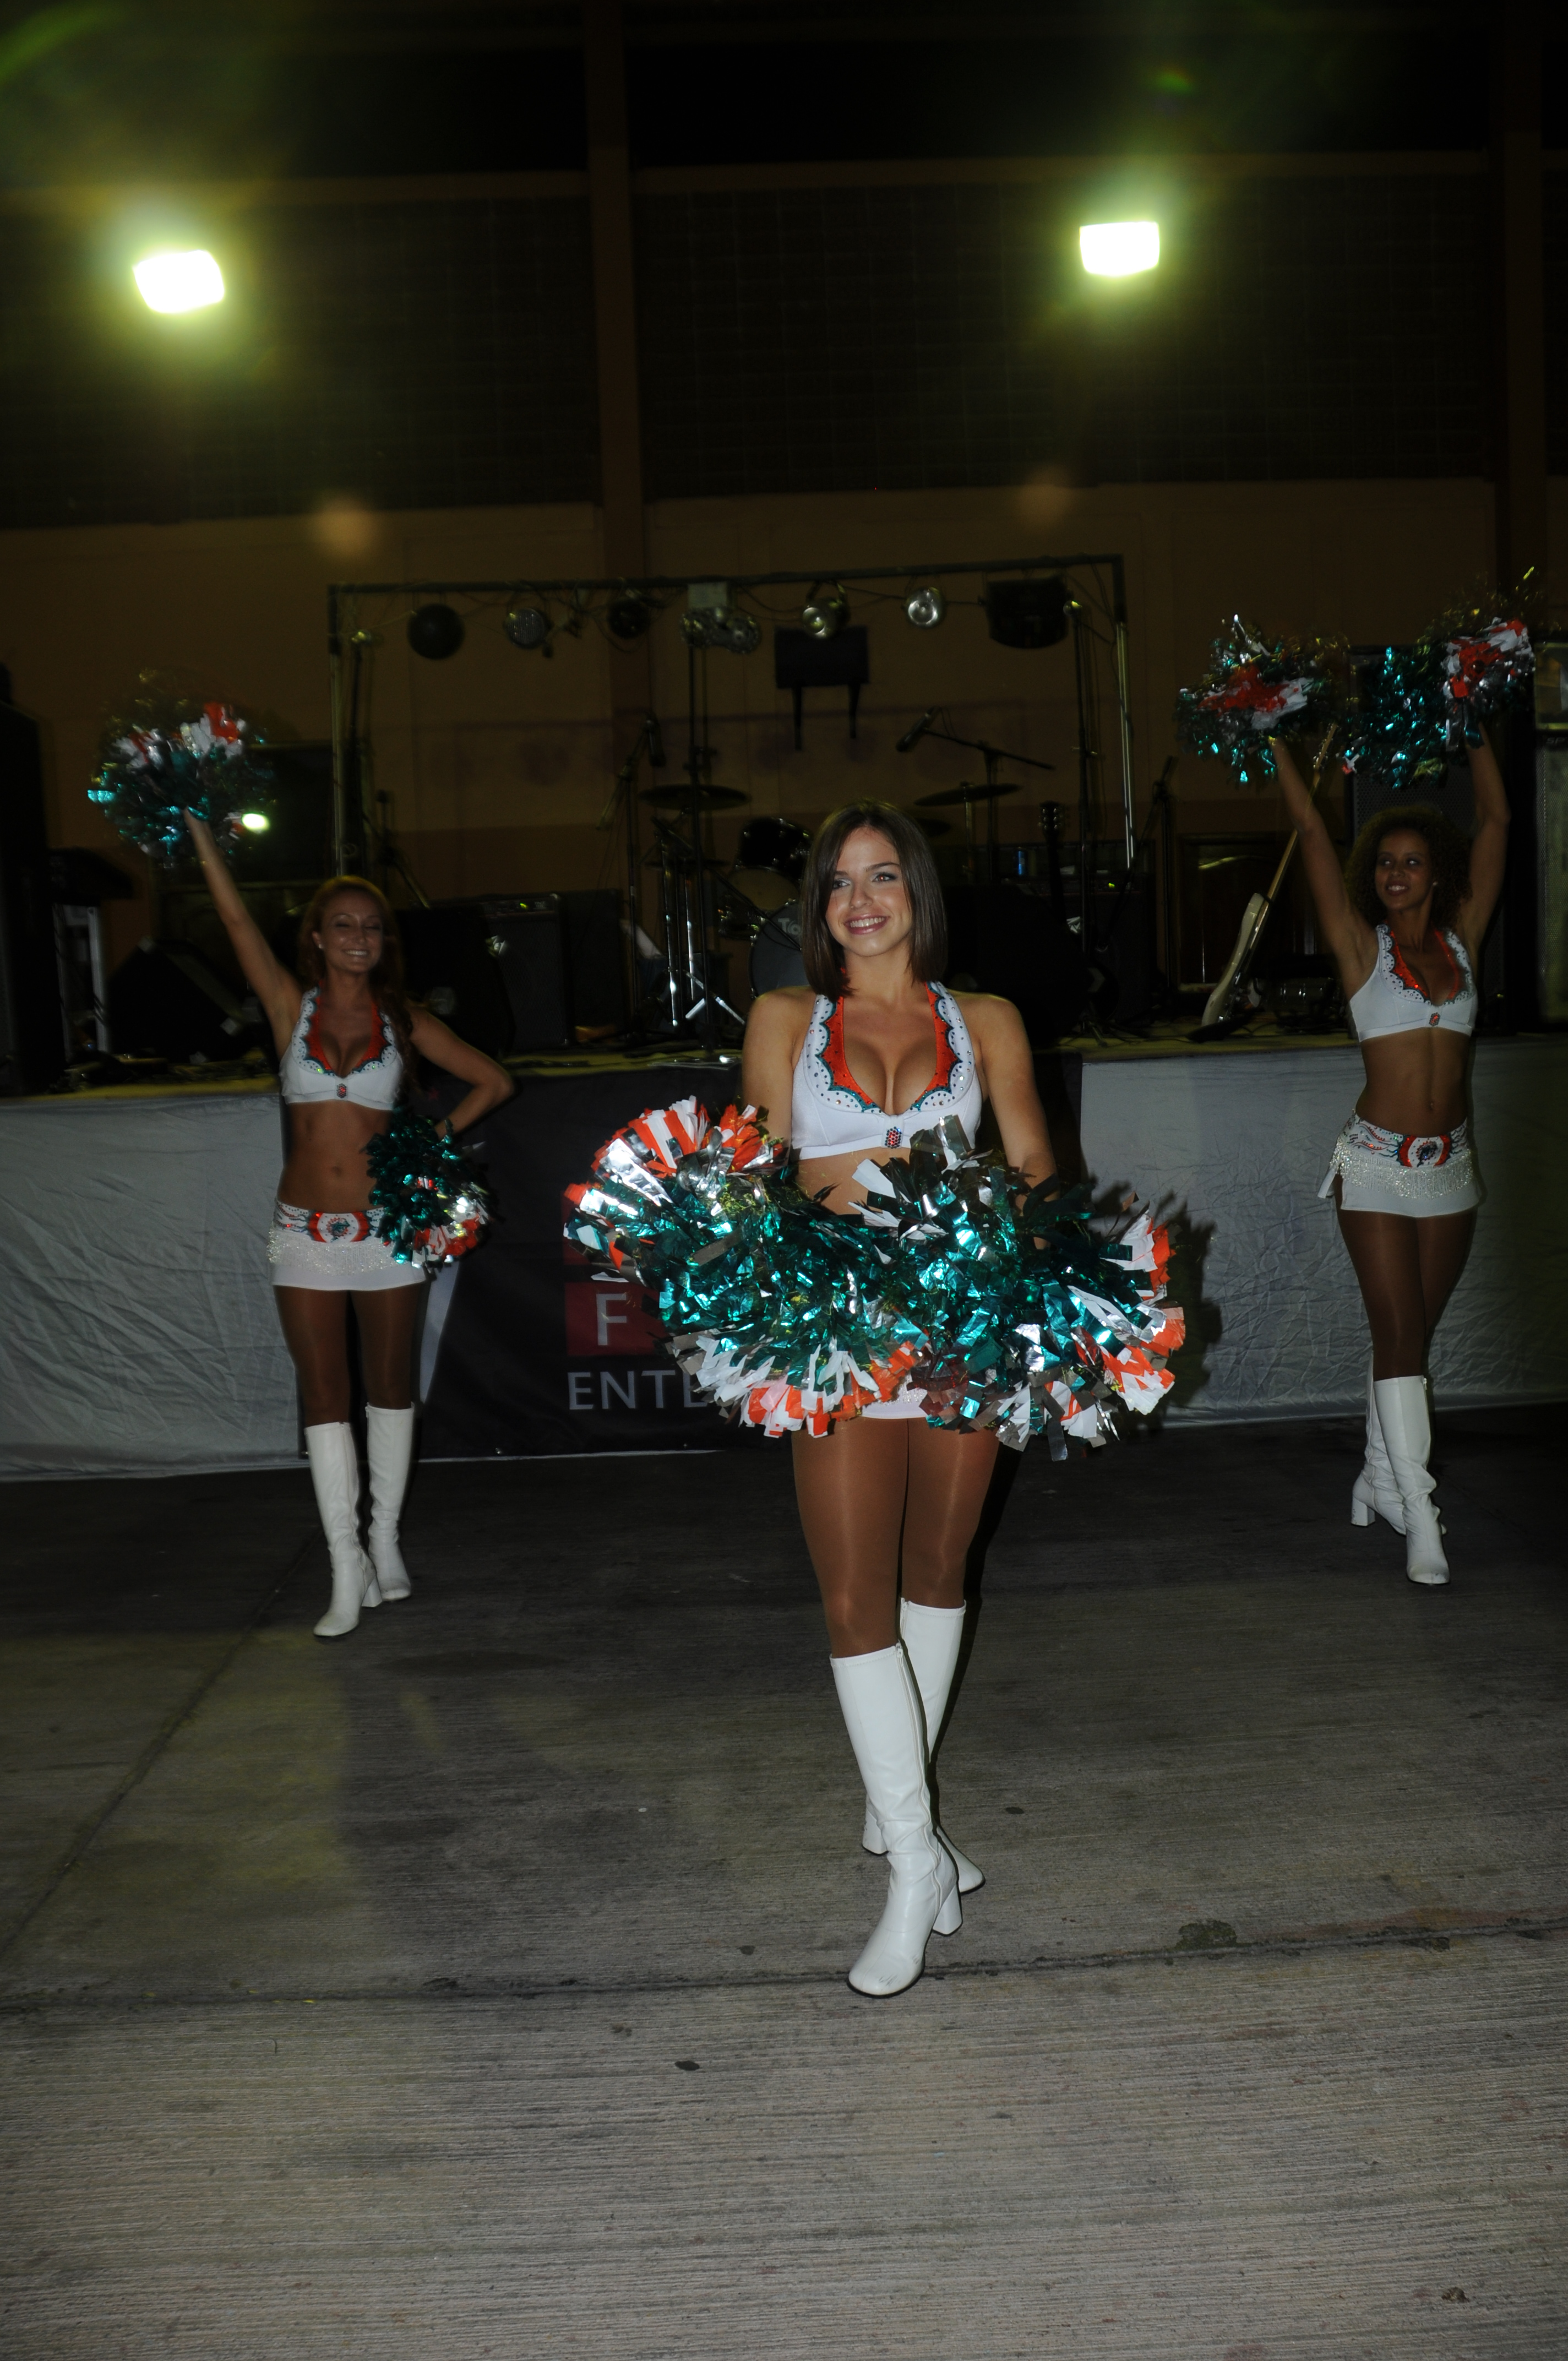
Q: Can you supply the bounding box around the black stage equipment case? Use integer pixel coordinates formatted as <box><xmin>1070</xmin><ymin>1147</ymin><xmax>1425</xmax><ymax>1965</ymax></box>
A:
<box><xmin>0</xmin><ymin>689</ymin><xmax>64</xmax><ymax>1094</ymax></box>
<box><xmin>399</xmin><ymin>892</ymin><xmax>625</xmax><ymax>1057</ymax></box>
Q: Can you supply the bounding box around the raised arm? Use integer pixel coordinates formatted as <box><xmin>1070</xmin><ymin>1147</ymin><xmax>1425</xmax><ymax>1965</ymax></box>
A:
<box><xmin>183</xmin><ymin>810</ymin><xmax>300</xmax><ymax>1046</ymax></box>
<box><xmin>968</xmin><ymin>995</ymin><xmax>1056</xmax><ymax>1189</ymax></box>
<box><xmin>1270</xmin><ymin>738</ymin><xmax>1373</xmax><ymax>984</ymax></box>
<box><xmin>1457</xmin><ymin>724</ymin><xmax>1510</xmax><ymax>962</ymax></box>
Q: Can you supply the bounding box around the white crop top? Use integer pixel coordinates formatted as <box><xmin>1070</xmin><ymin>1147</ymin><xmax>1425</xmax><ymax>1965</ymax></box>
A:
<box><xmin>280</xmin><ymin>987</ymin><xmax>404</xmax><ymax>1107</ymax></box>
<box><xmin>1348</xmin><ymin>924</ymin><xmax>1477</xmax><ymax>1044</ymax></box>
<box><xmin>791</xmin><ymin>982</ymin><xmax>982</xmax><ymax>1162</ymax></box>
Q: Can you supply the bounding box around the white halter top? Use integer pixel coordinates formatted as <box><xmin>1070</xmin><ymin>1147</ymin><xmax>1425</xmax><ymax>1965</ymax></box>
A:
<box><xmin>791</xmin><ymin>982</ymin><xmax>982</xmax><ymax>1162</ymax></box>
<box><xmin>280</xmin><ymin>987</ymin><xmax>403</xmax><ymax>1107</ymax></box>
<box><xmin>1348</xmin><ymin>924</ymin><xmax>1477</xmax><ymax>1045</ymax></box>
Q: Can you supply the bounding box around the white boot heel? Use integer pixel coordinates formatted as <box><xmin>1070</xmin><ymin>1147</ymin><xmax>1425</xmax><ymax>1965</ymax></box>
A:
<box><xmin>860</xmin><ymin>1600</ymin><xmax>984</xmax><ymax>1894</ymax></box>
<box><xmin>306</xmin><ymin>1423</ymin><xmax>376</xmax><ymax>1639</ymax></box>
<box><xmin>1373</xmin><ymin>1377</ymin><xmax>1450</xmax><ymax>1587</ymax></box>
<box><xmin>366</xmin><ymin>1405</ymin><xmax>416</xmax><ymax>1602</ymax></box>
<box><xmin>832</xmin><ymin>1645</ymin><xmax>958</xmax><ymax>1998</ymax></box>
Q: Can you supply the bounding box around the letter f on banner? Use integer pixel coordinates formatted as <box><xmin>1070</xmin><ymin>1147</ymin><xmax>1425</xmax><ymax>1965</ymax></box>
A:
<box><xmin>595</xmin><ymin>1290</ymin><xmax>631</xmax><ymax>1350</ymax></box>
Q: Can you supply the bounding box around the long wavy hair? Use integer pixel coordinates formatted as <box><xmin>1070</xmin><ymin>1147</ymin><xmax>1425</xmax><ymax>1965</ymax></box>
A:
<box><xmin>295</xmin><ymin>874</ymin><xmax>418</xmax><ymax>1080</ymax></box>
<box><xmin>797</xmin><ymin>801</ymin><xmax>948</xmax><ymax>996</ymax></box>
<box><xmin>1344</xmin><ymin>804</ymin><xmax>1472</xmax><ymax>931</ymax></box>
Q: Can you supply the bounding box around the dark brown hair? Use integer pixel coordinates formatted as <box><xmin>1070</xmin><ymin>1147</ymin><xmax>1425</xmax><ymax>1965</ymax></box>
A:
<box><xmin>1343</xmin><ymin>804</ymin><xmax>1472</xmax><ymax>930</ymax></box>
<box><xmin>797</xmin><ymin>801</ymin><xmax>948</xmax><ymax>996</ymax></box>
<box><xmin>296</xmin><ymin>874</ymin><xmax>418</xmax><ymax>1082</ymax></box>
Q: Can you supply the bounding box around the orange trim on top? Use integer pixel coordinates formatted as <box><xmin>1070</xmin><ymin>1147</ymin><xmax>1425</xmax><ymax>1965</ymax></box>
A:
<box><xmin>820</xmin><ymin>985</ymin><xmax>955</xmax><ymax>1116</ymax></box>
<box><xmin>302</xmin><ymin>987</ymin><xmax>389</xmax><ymax>1078</ymax></box>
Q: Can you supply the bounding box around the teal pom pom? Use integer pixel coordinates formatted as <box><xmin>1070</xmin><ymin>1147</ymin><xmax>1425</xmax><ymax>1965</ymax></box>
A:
<box><xmin>90</xmin><ymin>675</ymin><xmax>274</xmax><ymax>862</ymax></box>
<box><xmin>1341</xmin><ymin>602</ymin><xmax>1533</xmax><ymax>788</ymax></box>
<box><xmin>1175</xmin><ymin>618</ymin><xmax>1342</xmax><ymax>786</ymax></box>
<box><xmin>367</xmin><ymin>1110</ymin><xmax>492</xmax><ymax>1270</ymax></box>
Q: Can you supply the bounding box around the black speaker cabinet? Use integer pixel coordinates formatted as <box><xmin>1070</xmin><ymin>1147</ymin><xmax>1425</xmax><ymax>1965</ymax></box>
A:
<box><xmin>399</xmin><ymin>897</ymin><xmax>572</xmax><ymax>1056</ymax></box>
<box><xmin>0</xmin><ymin>699</ymin><xmax>64</xmax><ymax>1093</ymax></box>
<box><xmin>105</xmin><ymin>938</ymin><xmax>254</xmax><ymax>1063</ymax></box>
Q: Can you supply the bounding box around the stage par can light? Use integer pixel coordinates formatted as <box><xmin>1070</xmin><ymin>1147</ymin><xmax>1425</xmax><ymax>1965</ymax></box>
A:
<box><xmin>407</xmin><ymin>602</ymin><xmax>465</xmax><ymax>660</ymax></box>
<box><xmin>239</xmin><ymin>810</ymin><xmax>270</xmax><ymax>833</ymax></box>
<box><xmin>1079</xmin><ymin>221</ymin><xmax>1159</xmax><ymax>277</ymax></box>
<box><xmin>710</xmin><ymin>607</ymin><xmax>761</xmax><ymax>655</ymax></box>
<box><xmin>133</xmin><ymin>249</ymin><xmax>225</xmax><ymax>313</ymax></box>
<box><xmin>984</xmin><ymin>576</ymin><xmax>1070</xmax><ymax>649</ymax></box>
<box><xmin>606</xmin><ymin>595</ymin><xmax>652</xmax><ymax>641</ymax></box>
<box><xmin>503</xmin><ymin>604</ymin><xmax>551</xmax><ymax>650</ymax></box>
<box><xmin>905</xmin><ymin>586</ymin><xmax>946</xmax><ymax>630</ymax></box>
<box><xmin>801</xmin><ymin>585</ymin><xmax>848</xmax><ymax>640</ymax></box>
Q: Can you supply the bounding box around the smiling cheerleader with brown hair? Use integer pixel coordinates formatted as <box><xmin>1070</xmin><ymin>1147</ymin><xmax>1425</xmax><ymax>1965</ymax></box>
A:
<box><xmin>184</xmin><ymin>814</ymin><xmax>513</xmax><ymax>1638</ymax></box>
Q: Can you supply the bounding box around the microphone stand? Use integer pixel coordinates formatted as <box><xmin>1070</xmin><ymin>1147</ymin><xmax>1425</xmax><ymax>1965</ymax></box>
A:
<box><xmin>597</xmin><ymin>715</ymin><xmax>663</xmax><ymax>1040</ymax></box>
<box><xmin>904</xmin><ymin>714</ymin><xmax>1057</xmax><ymax>882</ymax></box>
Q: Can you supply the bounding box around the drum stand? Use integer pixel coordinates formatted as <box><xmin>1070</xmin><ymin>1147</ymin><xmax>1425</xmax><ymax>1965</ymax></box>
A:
<box><xmin>646</xmin><ymin>808</ymin><xmax>745</xmax><ymax>1047</ymax></box>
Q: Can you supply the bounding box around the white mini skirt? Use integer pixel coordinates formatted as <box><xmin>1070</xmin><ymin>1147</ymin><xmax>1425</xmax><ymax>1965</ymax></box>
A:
<box><xmin>1319</xmin><ymin>1116</ymin><xmax>1482</xmax><ymax>1218</ymax></box>
<box><xmin>268</xmin><ymin>1201</ymin><xmax>427</xmax><ymax>1292</ymax></box>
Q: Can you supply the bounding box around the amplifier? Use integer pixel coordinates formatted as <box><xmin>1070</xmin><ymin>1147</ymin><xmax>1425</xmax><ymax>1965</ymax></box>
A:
<box><xmin>400</xmin><ymin>897</ymin><xmax>571</xmax><ymax>1057</ymax></box>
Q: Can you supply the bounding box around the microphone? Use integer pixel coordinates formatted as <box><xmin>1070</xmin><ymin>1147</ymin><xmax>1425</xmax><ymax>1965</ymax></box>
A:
<box><xmin>645</xmin><ymin>711</ymin><xmax>666</xmax><ymax>766</ymax></box>
<box><xmin>896</xmin><ymin>706</ymin><xmax>938</xmax><ymax>754</ymax></box>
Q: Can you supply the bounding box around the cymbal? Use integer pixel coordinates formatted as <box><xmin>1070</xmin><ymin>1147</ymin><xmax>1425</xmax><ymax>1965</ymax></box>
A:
<box><xmin>641</xmin><ymin>783</ymin><xmax>749</xmax><ymax>812</ymax></box>
<box><xmin>916</xmin><ymin>777</ymin><xmax>1043</xmax><ymax>809</ymax></box>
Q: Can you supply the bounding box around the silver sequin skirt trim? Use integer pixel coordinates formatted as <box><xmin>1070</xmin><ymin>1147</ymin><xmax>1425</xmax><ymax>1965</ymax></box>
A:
<box><xmin>1318</xmin><ymin>1116</ymin><xmax>1482</xmax><ymax>1217</ymax></box>
<box><xmin>268</xmin><ymin>1200</ymin><xmax>426</xmax><ymax>1291</ymax></box>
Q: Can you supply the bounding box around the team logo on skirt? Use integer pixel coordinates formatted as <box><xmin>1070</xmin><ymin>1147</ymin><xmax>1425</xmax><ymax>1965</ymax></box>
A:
<box><xmin>306</xmin><ymin>1209</ymin><xmax>372</xmax><ymax>1245</ymax></box>
<box><xmin>1398</xmin><ymin>1133</ymin><xmax>1452</xmax><ymax>1170</ymax></box>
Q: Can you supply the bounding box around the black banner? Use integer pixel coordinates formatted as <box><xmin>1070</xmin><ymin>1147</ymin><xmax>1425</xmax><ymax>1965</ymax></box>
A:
<box><xmin>420</xmin><ymin>1063</ymin><xmax>747</xmax><ymax>1459</ymax></box>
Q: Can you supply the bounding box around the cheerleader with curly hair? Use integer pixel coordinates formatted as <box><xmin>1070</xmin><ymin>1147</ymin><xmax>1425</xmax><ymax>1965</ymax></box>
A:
<box><xmin>1272</xmin><ymin>733</ymin><xmax>1509</xmax><ymax>1586</ymax></box>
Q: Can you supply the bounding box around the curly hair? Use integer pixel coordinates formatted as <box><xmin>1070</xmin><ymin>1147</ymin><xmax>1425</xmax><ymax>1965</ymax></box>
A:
<box><xmin>797</xmin><ymin>800</ymin><xmax>948</xmax><ymax>995</ymax></box>
<box><xmin>295</xmin><ymin>874</ymin><xmax>418</xmax><ymax>1083</ymax></box>
<box><xmin>1343</xmin><ymin>804</ymin><xmax>1472</xmax><ymax>930</ymax></box>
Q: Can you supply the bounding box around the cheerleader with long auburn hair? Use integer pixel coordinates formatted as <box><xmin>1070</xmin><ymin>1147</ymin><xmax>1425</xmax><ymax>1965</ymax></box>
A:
<box><xmin>184</xmin><ymin>814</ymin><xmax>512</xmax><ymax>1637</ymax></box>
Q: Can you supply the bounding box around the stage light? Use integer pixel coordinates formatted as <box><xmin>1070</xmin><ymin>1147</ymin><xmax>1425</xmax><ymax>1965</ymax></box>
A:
<box><xmin>1079</xmin><ymin>221</ymin><xmax>1159</xmax><ymax>278</ymax></box>
<box><xmin>984</xmin><ymin>576</ymin><xmax>1070</xmax><ymax>649</ymax></box>
<box><xmin>133</xmin><ymin>250</ymin><xmax>225</xmax><ymax>313</ymax></box>
<box><xmin>606</xmin><ymin>595</ymin><xmax>652</xmax><ymax>641</ymax></box>
<box><xmin>239</xmin><ymin>810</ymin><xmax>270</xmax><ymax>833</ymax></box>
<box><xmin>709</xmin><ymin>607</ymin><xmax>761</xmax><ymax>655</ymax></box>
<box><xmin>801</xmin><ymin>584</ymin><xmax>848</xmax><ymax>640</ymax></box>
<box><xmin>503</xmin><ymin>604</ymin><xmax>551</xmax><ymax>650</ymax></box>
<box><xmin>407</xmin><ymin>602</ymin><xmax>465</xmax><ymax>660</ymax></box>
<box><xmin>905</xmin><ymin>587</ymin><xmax>946</xmax><ymax>630</ymax></box>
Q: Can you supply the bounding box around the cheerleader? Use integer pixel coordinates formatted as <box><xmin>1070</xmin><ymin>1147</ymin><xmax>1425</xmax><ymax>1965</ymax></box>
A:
<box><xmin>738</xmin><ymin>802</ymin><xmax>1059</xmax><ymax>1995</ymax></box>
<box><xmin>1272</xmin><ymin>733</ymin><xmax>1509</xmax><ymax>1585</ymax></box>
<box><xmin>184</xmin><ymin>814</ymin><xmax>511</xmax><ymax>1636</ymax></box>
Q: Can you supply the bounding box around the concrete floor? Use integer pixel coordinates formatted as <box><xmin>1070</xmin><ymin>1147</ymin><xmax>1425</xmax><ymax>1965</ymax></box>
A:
<box><xmin>2</xmin><ymin>1408</ymin><xmax>1565</xmax><ymax>2358</ymax></box>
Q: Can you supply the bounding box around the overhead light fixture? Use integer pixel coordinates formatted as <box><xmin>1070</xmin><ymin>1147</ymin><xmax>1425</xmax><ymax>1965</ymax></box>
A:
<box><xmin>984</xmin><ymin>577</ymin><xmax>1070</xmax><ymax>649</ymax></box>
<box><xmin>708</xmin><ymin>607</ymin><xmax>761</xmax><ymax>655</ymax></box>
<box><xmin>606</xmin><ymin>595</ymin><xmax>654</xmax><ymax>641</ymax></box>
<box><xmin>407</xmin><ymin>602</ymin><xmax>465</xmax><ymax>660</ymax></box>
<box><xmin>904</xmin><ymin>587</ymin><xmax>946</xmax><ymax>630</ymax></box>
<box><xmin>239</xmin><ymin>810</ymin><xmax>270</xmax><ymax>833</ymax></box>
<box><xmin>1079</xmin><ymin>221</ymin><xmax>1160</xmax><ymax>278</ymax></box>
<box><xmin>679</xmin><ymin>597</ymin><xmax>760</xmax><ymax>654</ymax></box>
<box><xmin>801</xmin><ymin>584</ymin><xmax>848</xmax><ymax>640</ymax></box>
<box><xmin>503</xmin><ymin>603</ymin><xmax>552</xmax><ymax>650</ymax></box>
<box><xmin>133</xmin><ymin>249</ymin><xmax>225</xmax><ymax>313</ymax></box>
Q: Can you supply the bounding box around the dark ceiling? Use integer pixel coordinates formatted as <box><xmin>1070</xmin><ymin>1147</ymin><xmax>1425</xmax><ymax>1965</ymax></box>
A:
<box><xmin>0</xmin><ymin>3</ymin><xmax>1528</xmax><ymax>184</ymax></box>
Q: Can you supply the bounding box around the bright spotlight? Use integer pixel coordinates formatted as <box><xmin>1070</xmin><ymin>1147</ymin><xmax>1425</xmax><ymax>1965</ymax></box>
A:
<box><xmin>239</xmin><ymin>811</ymin><xmax>270</xmax><ymax>833</ymax></box>
<box><xmin>1079</xmin><ymin>221</ymin><xmax>1159</xmax><ymax>278</ymax></box>
<box><xmin>133</xmin><ymin>250</ymin><xmax>226</xmax><ymax>313</ymax></box>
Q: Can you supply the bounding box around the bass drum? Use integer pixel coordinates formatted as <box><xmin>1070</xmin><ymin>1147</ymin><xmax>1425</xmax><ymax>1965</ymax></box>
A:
<box><xmin>737</xmin><ymin>815</ymin><xmax>810</xmax><ymax>883</ymax></box>
<box><xmin>748</xmin><ymin>899</ymin><xmax>807</xmax><ymax>994</ymax></box>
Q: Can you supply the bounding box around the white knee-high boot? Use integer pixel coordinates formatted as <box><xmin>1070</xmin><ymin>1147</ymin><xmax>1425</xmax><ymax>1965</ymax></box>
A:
<box><xmin>307</xmin><ymin>1422</ymin><xmax>379</xmax><ymax>1638</ymax></box>
<box><xmin>366</xmin><ymin>1405</ymin><xmax>415</xmax><ymax>1602</ymax></box>
<box><xmin>1351</xmin><ymin>1359</ymin><xmax>1406</xmax><ymax>1533</ymax></box>
<box><xmin>861</xmin><ymin>1600</ymin><xmax>983</xmax><ymax>1892</ymax></box>
<box><xmin>832</xmin><ymin>1644</ymin><xmax>960</xmax><ymax>1998</ymax></box>
<box><xmin>1372</xmin><ymin>1377</ymin><xmax>1450</xmax><ymax>1587</ymax></box>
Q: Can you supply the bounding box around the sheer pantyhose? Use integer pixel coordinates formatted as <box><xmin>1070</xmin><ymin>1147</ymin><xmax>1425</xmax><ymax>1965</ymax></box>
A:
<box><xmin>791</xmin><ymin>1417</ymin><xmax>1000</xmax><ymax>1657</ymax></box>
<box><xmin>275</xmin><ymin>1286</ymin><xmax>420</xmax><ymax>1426</ymax></box>
<box><xmin>1335</xmin><ymin>1194</ymin><xmax>1475</xmax><ymax>1378</ymax></box>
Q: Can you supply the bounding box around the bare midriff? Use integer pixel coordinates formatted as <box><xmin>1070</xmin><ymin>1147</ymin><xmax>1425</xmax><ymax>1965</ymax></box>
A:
<box><xmin>277</xmin><ymin>1102</ymin><xmax>392</xmax><ymax>1213</ymax></box>
<box><xmin>1354</xmin><ymin>1030</ymin><xmax>1469</xmax><ymax>1136</ymax></box>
